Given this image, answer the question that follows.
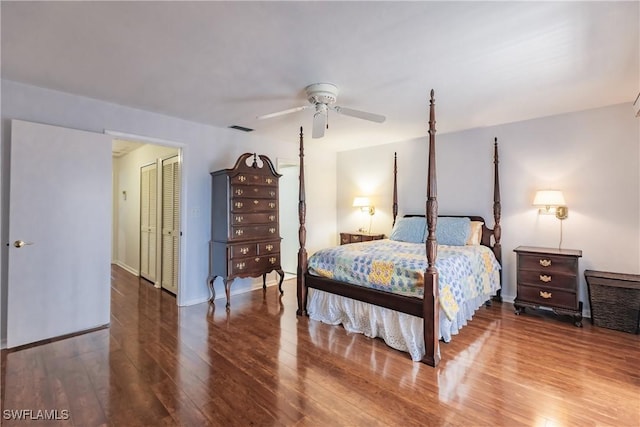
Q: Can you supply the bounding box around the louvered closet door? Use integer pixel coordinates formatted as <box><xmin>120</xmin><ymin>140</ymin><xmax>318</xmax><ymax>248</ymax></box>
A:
<box><xmin>140</xmin><ymin>163</ymin><xmax>157</xmax><ymax>283</ymax></box>
<box><xmin>161</xmin><ymin>155</ymin><xmax>180</xmax><ymax>294</ymax></box>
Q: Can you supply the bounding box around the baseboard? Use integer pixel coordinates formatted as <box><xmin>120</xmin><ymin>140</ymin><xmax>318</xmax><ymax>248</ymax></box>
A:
<box><xmin>113</xmin><ymin>261</ymin><xmax>138</xmax><ymax>277</ymax></box>
<box><xmin>179</xmin><ymin>296</ymin><xmax>210</xmax><ymax>307</ymax></box>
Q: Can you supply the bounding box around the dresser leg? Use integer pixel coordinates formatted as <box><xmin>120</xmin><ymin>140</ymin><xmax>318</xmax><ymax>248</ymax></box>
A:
<box><xmin>224</xmin><ymin>278</ymin><xmax>234</xmax><ymax>310</ymax></box>
<box><xmin>262</xmin><ymin>273</ymin><xmax>267</xmax><ymax>290</ymax></box>
<box><xmin>573</xmin><ymin>301</ymin><xmax>583</xmax><ymax>327</ymax></box>
<box><xmin>276</xmin><ymin>269</ymin><xmax>285</xmax><ymax>294</ymax></box>
<box><xmin>514</xmin><ymin>303</ymin><xmax>525</xmax><ymax>315</ymax></box>
<box><xmin>207</xmin><ymin>275</ymin><xmax>217</xmax><ymax>303</ymax></box>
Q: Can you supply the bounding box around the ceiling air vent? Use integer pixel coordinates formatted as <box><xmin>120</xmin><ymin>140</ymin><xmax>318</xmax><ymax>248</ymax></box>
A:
<box><xmin>229</xmin><ymin>125</ymin><xmax>254</xmax><ymax>132</ymax></box>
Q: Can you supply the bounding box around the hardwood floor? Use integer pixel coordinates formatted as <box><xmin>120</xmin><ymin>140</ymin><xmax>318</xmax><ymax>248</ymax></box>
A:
<box><xmin>1</xmin><ymin>264</ymin><xmax>639</xmax><ymax>426</ymax></box>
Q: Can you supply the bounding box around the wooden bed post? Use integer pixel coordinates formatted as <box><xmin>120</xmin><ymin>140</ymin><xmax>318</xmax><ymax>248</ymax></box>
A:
<box><xmin>296</xmin><ymin>127</ymin><xmax>308</xmax><ymax>316</ymax></box>
<box><xmin>492</xmin><ymin>137</ymin><xmax>503</xmax><ymax>302</ymax></box>
<box><xmin>423</xmin><ymin>90</ymin><xmax>440</xmax><ymax>367</ymax></box>
<box><xmin>392</xmin><ymin>152</ymin><xmax>398</xmax><ymax>227</ymax></box>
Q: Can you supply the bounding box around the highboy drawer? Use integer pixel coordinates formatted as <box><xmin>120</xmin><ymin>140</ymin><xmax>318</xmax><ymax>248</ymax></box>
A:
<box><xmin>229</xmin><ymin>244</ymin><xmax>257</xmax><ymax>259</ymax></box>
<box><xmin>231</xmin><ymin>174</ymin><xmax>277</xmax><ymax>186</ymax></box>
<box><xmin>231</xmin><ymin>198</ymin><xmax>278</xmax><ymax>213</ymax></box>
<box><xmin>229</xmin><ymin>254</ymin><xmax>280</xmax><ymax>275</ymax></box>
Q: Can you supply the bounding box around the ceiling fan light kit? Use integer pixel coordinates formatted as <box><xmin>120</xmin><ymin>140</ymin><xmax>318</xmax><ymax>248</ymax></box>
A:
<box><xmin>257</xmin><ymin>82</ymin><xmax>386</xmax><ymax>138</ymax></box>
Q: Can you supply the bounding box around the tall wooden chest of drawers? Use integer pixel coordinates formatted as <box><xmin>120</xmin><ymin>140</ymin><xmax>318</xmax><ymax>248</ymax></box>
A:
<box><xmin>514</xmin><ymin>246</ymin><xmax>583</xmax><ymax>326</ymax></box>
<box><xmin>208</xmin><ymin>153</ymin><xmax>284</xmax><ymax>309</ymax></box>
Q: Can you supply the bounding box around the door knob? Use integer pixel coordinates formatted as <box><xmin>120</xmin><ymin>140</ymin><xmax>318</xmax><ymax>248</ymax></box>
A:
<box><xmin>14</xmin><ymin>240</ymin><xmax>34</xmax><ymax>248</ymax></box>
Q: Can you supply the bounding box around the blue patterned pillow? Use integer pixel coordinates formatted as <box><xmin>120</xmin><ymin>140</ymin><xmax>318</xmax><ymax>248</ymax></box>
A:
<box><xmin>389</xmin><ymin>217</ymin><xmax>426</xmax><ymax>243</ymax></box>
<box><xmin>434</xmin><ymin>217</ymin><xmax>471</xmax><ymax>246</ymax></box>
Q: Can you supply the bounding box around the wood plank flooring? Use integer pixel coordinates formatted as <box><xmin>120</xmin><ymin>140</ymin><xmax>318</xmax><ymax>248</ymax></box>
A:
<box><xmin>1</xmin><ymin>264</ymin><xmax>639</xmax><ymax>426</ymax></box>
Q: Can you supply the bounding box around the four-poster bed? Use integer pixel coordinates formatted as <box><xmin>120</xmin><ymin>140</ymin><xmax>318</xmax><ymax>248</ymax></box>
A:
<box><xmin>295</xmin><ymin>91</ymin><xmax>502</xmax><ymax>366</ymax></box>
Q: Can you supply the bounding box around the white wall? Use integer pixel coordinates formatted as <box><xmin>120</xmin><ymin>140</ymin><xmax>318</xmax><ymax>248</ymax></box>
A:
<box><xmin>0</xmin><ymin>80</ymin><xmax>337</xmax><ymax>343</ymax></box>
<box><xmin>338</xmin><ymin>103</ymin><xmax>640</xmax><ymax>313</ymax></box>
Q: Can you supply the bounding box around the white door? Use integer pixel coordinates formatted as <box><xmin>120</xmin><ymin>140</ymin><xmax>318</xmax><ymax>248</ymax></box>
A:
<box><xmin>140</xmin><ymin>163</ymin><xmax>157</xmax><ymax>283</ymax></box>
<box><xmin>161</xmin><ymin>155</ymin><xmax>180</xmax><ymax>294</ymax></box>
<box><xmin>7</xmin><ymin>120</ymin><xmax>112</xmax><ymax>348</ymax></box>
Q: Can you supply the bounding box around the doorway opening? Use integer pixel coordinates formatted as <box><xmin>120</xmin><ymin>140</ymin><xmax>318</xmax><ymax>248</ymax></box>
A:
<box><xmin>111</xmin><ymin>135</ymin><xmax>183</xmax><ymax>300</ymax></box>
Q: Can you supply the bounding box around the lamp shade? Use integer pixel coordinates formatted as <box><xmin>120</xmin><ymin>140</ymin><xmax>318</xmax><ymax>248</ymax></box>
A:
<box><xmin>533</xmin><ymin>190</ymin><xmax>566</xmax><ymax>207</ymax></box>
<box><xmin>352</xmin><ymin>197</ymin><xmax>370</xmax><ymax>208</ymax></box>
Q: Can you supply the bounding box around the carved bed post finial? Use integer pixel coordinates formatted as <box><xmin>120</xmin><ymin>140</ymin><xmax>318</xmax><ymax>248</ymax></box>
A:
<box><xmin>392</xmin><ymin>152</ymin><xmax>398</xmax><ymax>227</ymax></box>
<box><xmin>423</xmin><ymin>89</ymin><xmax>440</xmax><ymax>367</ymax></box>
<box><xmin>297</xmin><ymin>127</ymin><xmax>308</xmax><ymax>316</ymax></box>
<box><xmin>492</xmin><ymin>137</ymin><xmax>503</xmax><ymax>302</ymax></box>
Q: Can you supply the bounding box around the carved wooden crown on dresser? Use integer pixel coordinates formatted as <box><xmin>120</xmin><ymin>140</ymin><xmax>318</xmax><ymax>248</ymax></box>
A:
<box><xmin>208</xmin><ymin>153</ymin><xmax>285</xmax><ymax>309</ymax></box>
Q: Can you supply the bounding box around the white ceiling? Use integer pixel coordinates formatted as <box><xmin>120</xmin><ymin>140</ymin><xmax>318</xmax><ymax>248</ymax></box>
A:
<box><xmin>2</xmin><ymin>1</ymin><xmax>638</xmax><ymax>152</ymax></box>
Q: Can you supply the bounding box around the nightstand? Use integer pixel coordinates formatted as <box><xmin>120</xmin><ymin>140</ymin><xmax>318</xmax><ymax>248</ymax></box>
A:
<box><xmin>340</xmin><ymin>232</ymin><xmax>384</xmax><ymax>245</ymax></box>
<box><xmin>513</xmin><ymin>246</ymin><xmax>583</xmax><ymax>326</ymax></box>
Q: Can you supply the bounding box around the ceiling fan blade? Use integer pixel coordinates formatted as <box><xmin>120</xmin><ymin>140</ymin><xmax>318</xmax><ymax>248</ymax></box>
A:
<box><xmin>332</xmin><ymin>106</ymin><xmax>386</xmax><ymax>123</ymax></box>
<box><xmin>312</xmin><ymin>111</ymin><xmax>327</xmax><ymax>138</ymax></box>
<box><xmin>256</xmin><ymin>105</ymin><xmax>309</xmax><ymax>120</ymax></box>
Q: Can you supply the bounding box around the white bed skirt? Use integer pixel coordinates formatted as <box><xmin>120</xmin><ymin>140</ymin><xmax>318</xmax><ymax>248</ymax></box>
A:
<box><xmin>307</xmin><ymin>289</ymin><xmax>493</xmax><ymax>362</ymax></box>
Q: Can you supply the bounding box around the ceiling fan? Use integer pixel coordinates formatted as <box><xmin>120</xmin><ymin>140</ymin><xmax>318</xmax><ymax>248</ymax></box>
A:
<box><xmin>257</xmin><ymin>83</ymin><xmax>386</xmax><ymax>138</ymax></box>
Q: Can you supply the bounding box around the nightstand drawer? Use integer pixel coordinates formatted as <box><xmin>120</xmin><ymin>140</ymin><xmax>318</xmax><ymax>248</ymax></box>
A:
<box><xmin>518</xmin><ymin>270</ymin><xmax>577</xmax><ymax>290</ymax></box>
<box><xmin>518</xmin><ymin>254</ymin><xmax>578</xmax><ymax>275</ymax></box>
<box><xmin>517</xmin><ymin>285</ymin><xmax>578</xmax><ymax>310</ymax></box>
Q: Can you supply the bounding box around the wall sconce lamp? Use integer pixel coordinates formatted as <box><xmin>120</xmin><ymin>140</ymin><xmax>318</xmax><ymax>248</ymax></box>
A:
<box><xmin>533</xmin><ymin>190</ymin><xmax>568</xmax><ymax>220</ymax></box>
<box><xmin>353</xmin><ymin>196</ymin><xmax>375</xmax><ymax>233</ymax></box>
<box><xmin>533</xmin><ymin>189</ymin><xmax>569</xmax><ymax>249</ymax></box>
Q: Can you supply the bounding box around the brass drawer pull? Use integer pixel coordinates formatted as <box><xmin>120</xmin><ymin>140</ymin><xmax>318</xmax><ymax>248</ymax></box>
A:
<box><xmin>265</xmin><ymin>244</ymin><xmax>273</xmax><ymax>251</ymax></box>
<box><xmin>234</xmin><ymin>201</ymin><xmax>243</xmax><ymax>209</ymax></box>
<box><xmin>539</xmin><ymin>259</ymin><xmax>552</xmax><ymax>267</ymax></box>
<box><xmin>235</xmin><ymin>216</ymin><xmax>243</xmax><ymax>223</ymax></box>
<box><xmin>238</xmin><ymin>175</ymin><xmax>246</xmax><ymax>182</ymax></box>
<box><xmin>269</xmin><ymin>257</ymin><xmax>277</xmax><ymax>264</ymax></box>
<box><xmin>269</xmin><ymin>228</ymin><xmax>276</xmax><ymax>234</ymax></box>
<box><xmin>255</xmin><ymin>257</ymin><xmax>260</xmax><ymax>262</ymax></box>
<box><xmin>265</xmin><ymin>178</ymin><xmax>274</xmax><ymax>184</ymax></box>
<box><xmin>539</xmin><ymin>274</ymin><xmax>552</xmax><ymax>283</ymax></box>
<box><xmin>253</xmin><ymin>200</ymin><xmax>259</xmax><ymax>205</ymax></box>
<box><xmin>269</xmin><ymin>215</ymin><xmax>276</xmax><ymax>221</ymax></box>
<box><xmin>235</xmin><ymin>188</ymin><xmax>244</xmax><ymax>196</ymax></box>
<box><xmin>270</xmin><ymin>191</ymin><xmax>276</xmax><ymax>197</ymax></box>
<box><xmin>539</xmin><ymin>291</ymin><xmax>552</xmax><ymax>299</ymax></box>
<box><xmin>240</xmin><ymin>247</ymin><xmax>249</xmax><ymax>255</ymax></box>
<box><xmin>268</xmin><ymin>202</ymin><xmax>276</xmax><ymax>208</ymax></box>
<box><xmin>235</xmin><ymin>262</ymin><xmax>245</xmax><ymax>270</ymax></box>
<box><xmin>235</xmin><ymin>229</ymin><xmax>244</xmax><ymax>236</ymax></box>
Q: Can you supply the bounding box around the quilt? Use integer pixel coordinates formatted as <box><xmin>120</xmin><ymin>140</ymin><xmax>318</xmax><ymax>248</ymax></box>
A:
<box><xmin>308</xmin><ymin>239</ymin><xmax>501</xmax><ymax>320</ymax></box>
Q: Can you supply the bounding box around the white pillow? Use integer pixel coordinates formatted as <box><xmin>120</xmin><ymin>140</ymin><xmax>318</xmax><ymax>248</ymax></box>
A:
<box><xmin>466</xmin><ymin>221</ymin><xmax>484</xmax><ymax>245</ymax></box>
